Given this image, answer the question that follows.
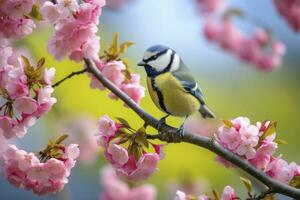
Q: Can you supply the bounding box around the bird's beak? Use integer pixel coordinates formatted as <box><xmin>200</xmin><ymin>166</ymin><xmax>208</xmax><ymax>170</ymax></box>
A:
<box><xmin>137</xmin><ymin>60</ymin><xmax>146</xmax><ymax>66</ymax></box>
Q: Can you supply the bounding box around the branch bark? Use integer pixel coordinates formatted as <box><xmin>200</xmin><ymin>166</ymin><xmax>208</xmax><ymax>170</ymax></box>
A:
<box><xmin>83</xmin><ymin>58</ymin><xmax>300</xmax><ymax>199</ymax></box>
<box><xmin>52</xmin><ymin>68</ymin><xmax>87</xmax><ymax>88</ymax></box>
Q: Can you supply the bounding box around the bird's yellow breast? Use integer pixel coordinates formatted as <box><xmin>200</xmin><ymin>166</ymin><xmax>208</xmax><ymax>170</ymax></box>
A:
<box><xmin>147</xmin><ymin>73</ymin><xmax>200</xmax><ymax>117</ymax></box>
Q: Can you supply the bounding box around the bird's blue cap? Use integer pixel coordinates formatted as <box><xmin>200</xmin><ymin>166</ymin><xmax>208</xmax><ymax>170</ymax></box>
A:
<box><xmin>146</xmin><ymin>45</ymin><xmax>170</xmax><ymax>53</ymax></box>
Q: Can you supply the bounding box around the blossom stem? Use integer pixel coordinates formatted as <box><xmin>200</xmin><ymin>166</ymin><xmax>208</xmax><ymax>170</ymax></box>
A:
<box><xmin>52</xmin><ymin>68</ymin><xmax>88</xmax><ymax>88</ymax></box>
<box><xmin>83</xmin><ymin>58</ymin><xmax>300</xmax><ymax>199</ymax></box>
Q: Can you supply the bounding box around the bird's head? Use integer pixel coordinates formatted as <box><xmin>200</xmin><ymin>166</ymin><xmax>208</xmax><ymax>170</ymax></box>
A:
<box><xmin>138</xmin><ymin>45</ymin><xmax>180</xmax><ymax>77</ymax></box>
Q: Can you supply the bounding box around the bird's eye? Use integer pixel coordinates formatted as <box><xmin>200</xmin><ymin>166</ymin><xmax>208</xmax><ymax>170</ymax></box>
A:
<box><xmin>152</xmin><ymin>55</ymin><xmax>158</xmax><ymax>60</ymax></box>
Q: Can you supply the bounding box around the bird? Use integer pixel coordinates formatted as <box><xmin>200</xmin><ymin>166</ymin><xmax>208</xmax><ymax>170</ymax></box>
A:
<box><xmin>138</xmin><ymin>45</ymin><xmax>215</xmax><ymax>136</ymax></box>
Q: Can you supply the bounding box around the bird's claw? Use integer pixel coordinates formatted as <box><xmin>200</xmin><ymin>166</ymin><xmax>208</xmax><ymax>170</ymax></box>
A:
<box><xmin>156</xmin><ymin>118</ymin><xmax>166</xmax><ymax>131</ymax></box>
<box><xmin>177</xmin><ymin>124</ymin><xmax>185</xmax><ymax>139</ymax></box>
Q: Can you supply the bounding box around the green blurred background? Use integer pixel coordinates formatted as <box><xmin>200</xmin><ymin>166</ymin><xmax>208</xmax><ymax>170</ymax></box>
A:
<box><xmin>1</xmin><ymin>0</ymin><xmax>300</xmax><ymax>199</ymax></box>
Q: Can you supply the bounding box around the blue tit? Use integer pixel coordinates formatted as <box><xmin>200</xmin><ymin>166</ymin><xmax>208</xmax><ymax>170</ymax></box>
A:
<box><xmin>138</xmin><ymin>45</ymin><xmax>215</xmax><ymax>134</ymax></box>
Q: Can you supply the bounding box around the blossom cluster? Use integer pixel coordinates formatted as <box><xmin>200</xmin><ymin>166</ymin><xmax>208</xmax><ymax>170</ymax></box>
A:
<box><xmin>273</xmin><ymin>0</ymin><xmax>300</xmax><ymax>32</ymax></box>
<box><xmin>203</xmin><ymin>18</ymin><xmax>286</xmax><ymax>71</ymax></box>
<box><xmin>0</xmin><ymin>0</ymin><xmax>37</xmax><ymax>39</ymax></box>
<box><xmin>40</xmin><ymin>0</ymin><xmax>105</xmax><ymax>61</ymax></box>
<box><xmin>216</xmin><ymin>117</ymin><xmax>300</xmax><ymax>185</ymax></box>
<box><xmin>2</xmin><ymin>143</ymin><xmax>79</xmax><ymax>195</ymax></box>
<box><xmin>90</xmin><ymin>60</ymin><xmax>145</xmax><ymax>104</ymax></box>
<box><xmin>175</xmin><ymin>186</ymin><xmax>236</xmax><ymax>200</ymax></box>
<box><xmin>100</xmin><ymin>165</ymin><xmax>157</xmax><ymax>200</ymax></box>
<box><xmin>97</xmin><ymin>115</ymin><xmax>164</xmax><ymax>181</ymax></box>
<box><xmin>196</xmin><ymin>0</ymin><xmax>286</xmax><ymax>71</ymax></box>
<box><xmin>0</xmin><ymin>42</ymin><xmax>56</xmax><ymax>139</ymax></box>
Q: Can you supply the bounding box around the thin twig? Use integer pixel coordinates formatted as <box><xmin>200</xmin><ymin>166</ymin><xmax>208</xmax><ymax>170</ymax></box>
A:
<box><xmin>52</xmin><ymin>68</ymin><xmax>87</xmax><ymax>88</ymax></box>
<box><xmin>83</xmin><ymin>57</ymin><xmax>300</xmax><ymax>200</ymax></box>
<box><xmin>254</xmin><ymin>189</ymin><xmax>274</xmax><ymax>200</ymax></box>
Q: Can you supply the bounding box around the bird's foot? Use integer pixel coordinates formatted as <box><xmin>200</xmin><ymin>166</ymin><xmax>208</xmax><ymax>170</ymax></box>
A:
<box><xmin>177</xmin><ymin>124</ymin><xmax>185</xmax><ymax>139</ymax></box>
<box><xmin>156</xmin><ymin>116</ymin><xmax>168</xmax><ymax>130</ymax></box>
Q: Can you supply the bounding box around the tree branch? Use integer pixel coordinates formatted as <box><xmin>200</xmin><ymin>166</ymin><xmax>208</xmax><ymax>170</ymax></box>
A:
<box><xmin>254</xmin><ymin>189</ymin><xmax>274</xmax><ymax>200</ymax></box>
<box><xmin>52</xmin><ymin>68</ymin><xmax>87</xmax><ymax>88</ymax></box>
<box><xmin>83</xmin><ymin>58</ymin><xmax>300</xmax><ymax>199</ymax></box>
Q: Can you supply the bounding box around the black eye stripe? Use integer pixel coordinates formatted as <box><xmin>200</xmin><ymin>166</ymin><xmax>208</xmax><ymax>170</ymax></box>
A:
<box><xmin>144</xmin><ymin>49</ymin><xmax>169</xmax><ymax>63</ymax></box>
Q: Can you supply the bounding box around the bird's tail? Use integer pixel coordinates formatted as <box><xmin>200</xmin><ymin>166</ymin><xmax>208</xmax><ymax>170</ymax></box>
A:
<box><xmin>199</xmin><ymin>105</ymin><xmax>215</xmax><ymax>119</ymax></box>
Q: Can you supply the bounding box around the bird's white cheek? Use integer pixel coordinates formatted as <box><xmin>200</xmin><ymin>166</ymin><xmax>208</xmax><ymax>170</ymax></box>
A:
<box><xmin>170</xmin><ymin>54</ymin><xmax>180</xmax><ymax>72</ymax></box>
<box><xmin>148</xmin><ymin>56</ymin><xmax>170</xmax><ymax>72</ymax></box>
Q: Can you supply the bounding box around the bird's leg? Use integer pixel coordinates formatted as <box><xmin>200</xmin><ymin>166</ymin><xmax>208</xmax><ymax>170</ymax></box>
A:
<box><xmin>156</xmin><ymin>114</ymin><xmax>170</xmax><ymax>130</ymax></box>
<box><xmin>176</xmin><ymin>116</ymin><xmax>187</xmax><ymax>139</ymax></box>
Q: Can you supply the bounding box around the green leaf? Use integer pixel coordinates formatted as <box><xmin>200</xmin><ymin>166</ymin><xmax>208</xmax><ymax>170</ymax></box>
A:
<box><xmin>289</xmin><ymin>175</ymin><xmax>300</xmax><ymax>189</ymax></box>
<box><xmin>263</xmin><ymin>194</ymin><xmax>275</xmax><ymax>200</ymax></box>
<box><xmin>135</xmin><ymin>127</ymin><xmax>149</xmax><ymax>148</ymax></box>
<box><xmin>224</xmin><ymin>8</ymin><xmax>244</xmax><ymax>18</ymax></box>
<box><xmin>240</xmin><ymin>177</ymin><xmax>252</xmax><ymax>193</ymax></box>
<box><xmin>275</xmin><ymin>139</ymin><xmax>288</xmax><ymax>145</ymax></box>
<box><xmin>119</xmin><ymin>42</ymin><xmax>135</xmax><ymax>54</ymax></box>
<box><xmin>28</xmin><ymin>4</ymin><xmax>43</xmax><ymax>21</ymax></box>
<box><xmin>212</xmin><ymin>189</ymin><xmax>219</xmax><ymax>200</ymax></box>
<box><xmin>128</xmin><ymin>143</ymin><xmax>142</xmax><ymax>160</ymax></box>
<box><xmin>21</xmin><ymin>56</ymin><xmax>31</xmax><ymax>70</ymax></box>
<box><xmin>262</xmin><ymin>121</ymin><xmax>277</xmax><ymax>139</ymax></box>
<box><xmin>116</xmin><ymin>128</ymin><xmax>129</xmax><ymax>137</ymax></box>
<box><xmin>107</xmin><ymin>32</ymin><xmax>119</xmax><ymax>56</ymax></box>
<box><xmin>55</xmin><ymin>134</ymin><xmax>69</xmax><ymax>144</ymax></box>
<box><xmin>37</xmin><ymin>57</ymin><xmax>45</xmax><ymax>69</ymax></box>
<box><xmin>222</xmin><ymin>119</ymin><xmax>233</xmax><ymax>128</ymax></box>
<box><xmin>118</xmin><ymin>135</ymin><xmax>130</xmax><ymax>145</ymax></box>
<box><xmin>115</xmin><ymin>117</ymin><xmax>131</xmax><ymax>128</ymax></box>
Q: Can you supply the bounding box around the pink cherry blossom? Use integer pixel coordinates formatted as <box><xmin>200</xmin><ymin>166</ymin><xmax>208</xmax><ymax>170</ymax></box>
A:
<box><xmin>100</xmin><ymin>61</ymin><xmax>126</xmax><ymax>89</ymax></box>
<box><xmin>0</xmin><ymin>0</ymin><xmax>34</xmax><ymax>20</ymax></box>
<box><xmin>43</xmin><ymin>68</ymin><xmax>56</xmax><ymax>85</ymax></box>
<box><xmin>97</xmin><ymin>115</ymin><xmax>163</xmax><ymax>181</ymax></box>
<box><xmin>273</xmin><ymin>0</ymin><xmax>300</xmax><ymax>31</ymax></box>
<box><xmin>99</xmin><ymin>166</ymin><xmax>157</xmax><ymax>200</ymax></box>
<box><xmin>198</xmin><ymin>195</ymin><xmax>209</xmax><ymax>200</ymax></box>
<box><xmin>217</xmin><ymin>126</ymin><xmax>241</xmax><ymax>151</ymax></box>
<box><xmin>266</xmin><ymin>157</ymin><xmax>297</xmax><ymax>184</ymax></box>
<box><xmin>40</xmin><ymin>2</ymin><xmax>64</xmax><ymax>24</ymax></box>
<box><xmin>0</xmin><ymin>0</ymin><xmax>36</xmax><ymax>39</ymax></box>
<box><xmin>97</xmin><ymin>115</ymin><xmax>119</xmax><ymax>138</ymax></box>
<box><xmin>107</xmin><ymin>143</ymin><xmax>129</xmax><ymax>166</ymax></box>
<box><xmin>221</xmin><ymin>186</ymin><xmax>236</xmax><ymax>200</ymax></box>
<box><xmin>0</xmin><ymin>134</ymin><xmax>9</xmax><ymax>173</ymax></box>
<box><xmin>250</xmin><ymin>141</ymin><xmax>277</xmax><ymax>170</ymax></box>
<box><xmin>44</xmin><ymin>0</ymin><xmax>104</xmax><ymax>61</ymax></box>
<box><xmin>2</xmin><ymin>144</ymin><xmax>79</xmax><ymax>195</ymax></box>
<box><xmin>121</xmin><ymin>74</ymin><xmax>145</xmax><ymax>104</ymax></box>
<box><xmin>0</xmin><ymin>18</ymin><xmax>36</xmax><ymax>39</ymax></box>
<box><xmin>217</xmin><ymin>116</ymin><xmax>300</xmax><ymax>186</ymax></box>
<box><xmin>128</xmin><ymin>185</ymin><xmax>157</xmax><ymax>200</ymax></box>
<box><xmin>13</xmin><ymin>97</ymin><xmax>38</xmax><ymax>114</ymax></box>
<box><xmin>203</xmin><ymin>18</ymin><xmax>285</xmax><ymax>71</ymax></box>
<box><xmin>174</xmin><ymin>190</ymin><xmax>211</xmax><ymax>200</ymax></box>
<box><xmin>174</xmin><ymin>190</ymin><xmax>187</xmax><ymax>200</ymax></box>
<box><xmin>296</xmin><ymin>166</ymin><xmax>300</xmax><ymax>176</ymax></box>
<box><xmin>89</xmin><ymin>60</ymin><xmax>145</xmax><ymax>106</ymax></box>
<box><xmin>0</xmin><ymin>45</ymin><xmax>56</xmax><ymax>139</ymax></box>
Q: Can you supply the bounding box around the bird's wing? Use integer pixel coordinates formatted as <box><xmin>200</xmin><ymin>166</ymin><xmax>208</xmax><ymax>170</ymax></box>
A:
<box><xmin>172</xmin><ymin>62</ymin><xmax>205</xmax><ymax>105</ymax></box>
